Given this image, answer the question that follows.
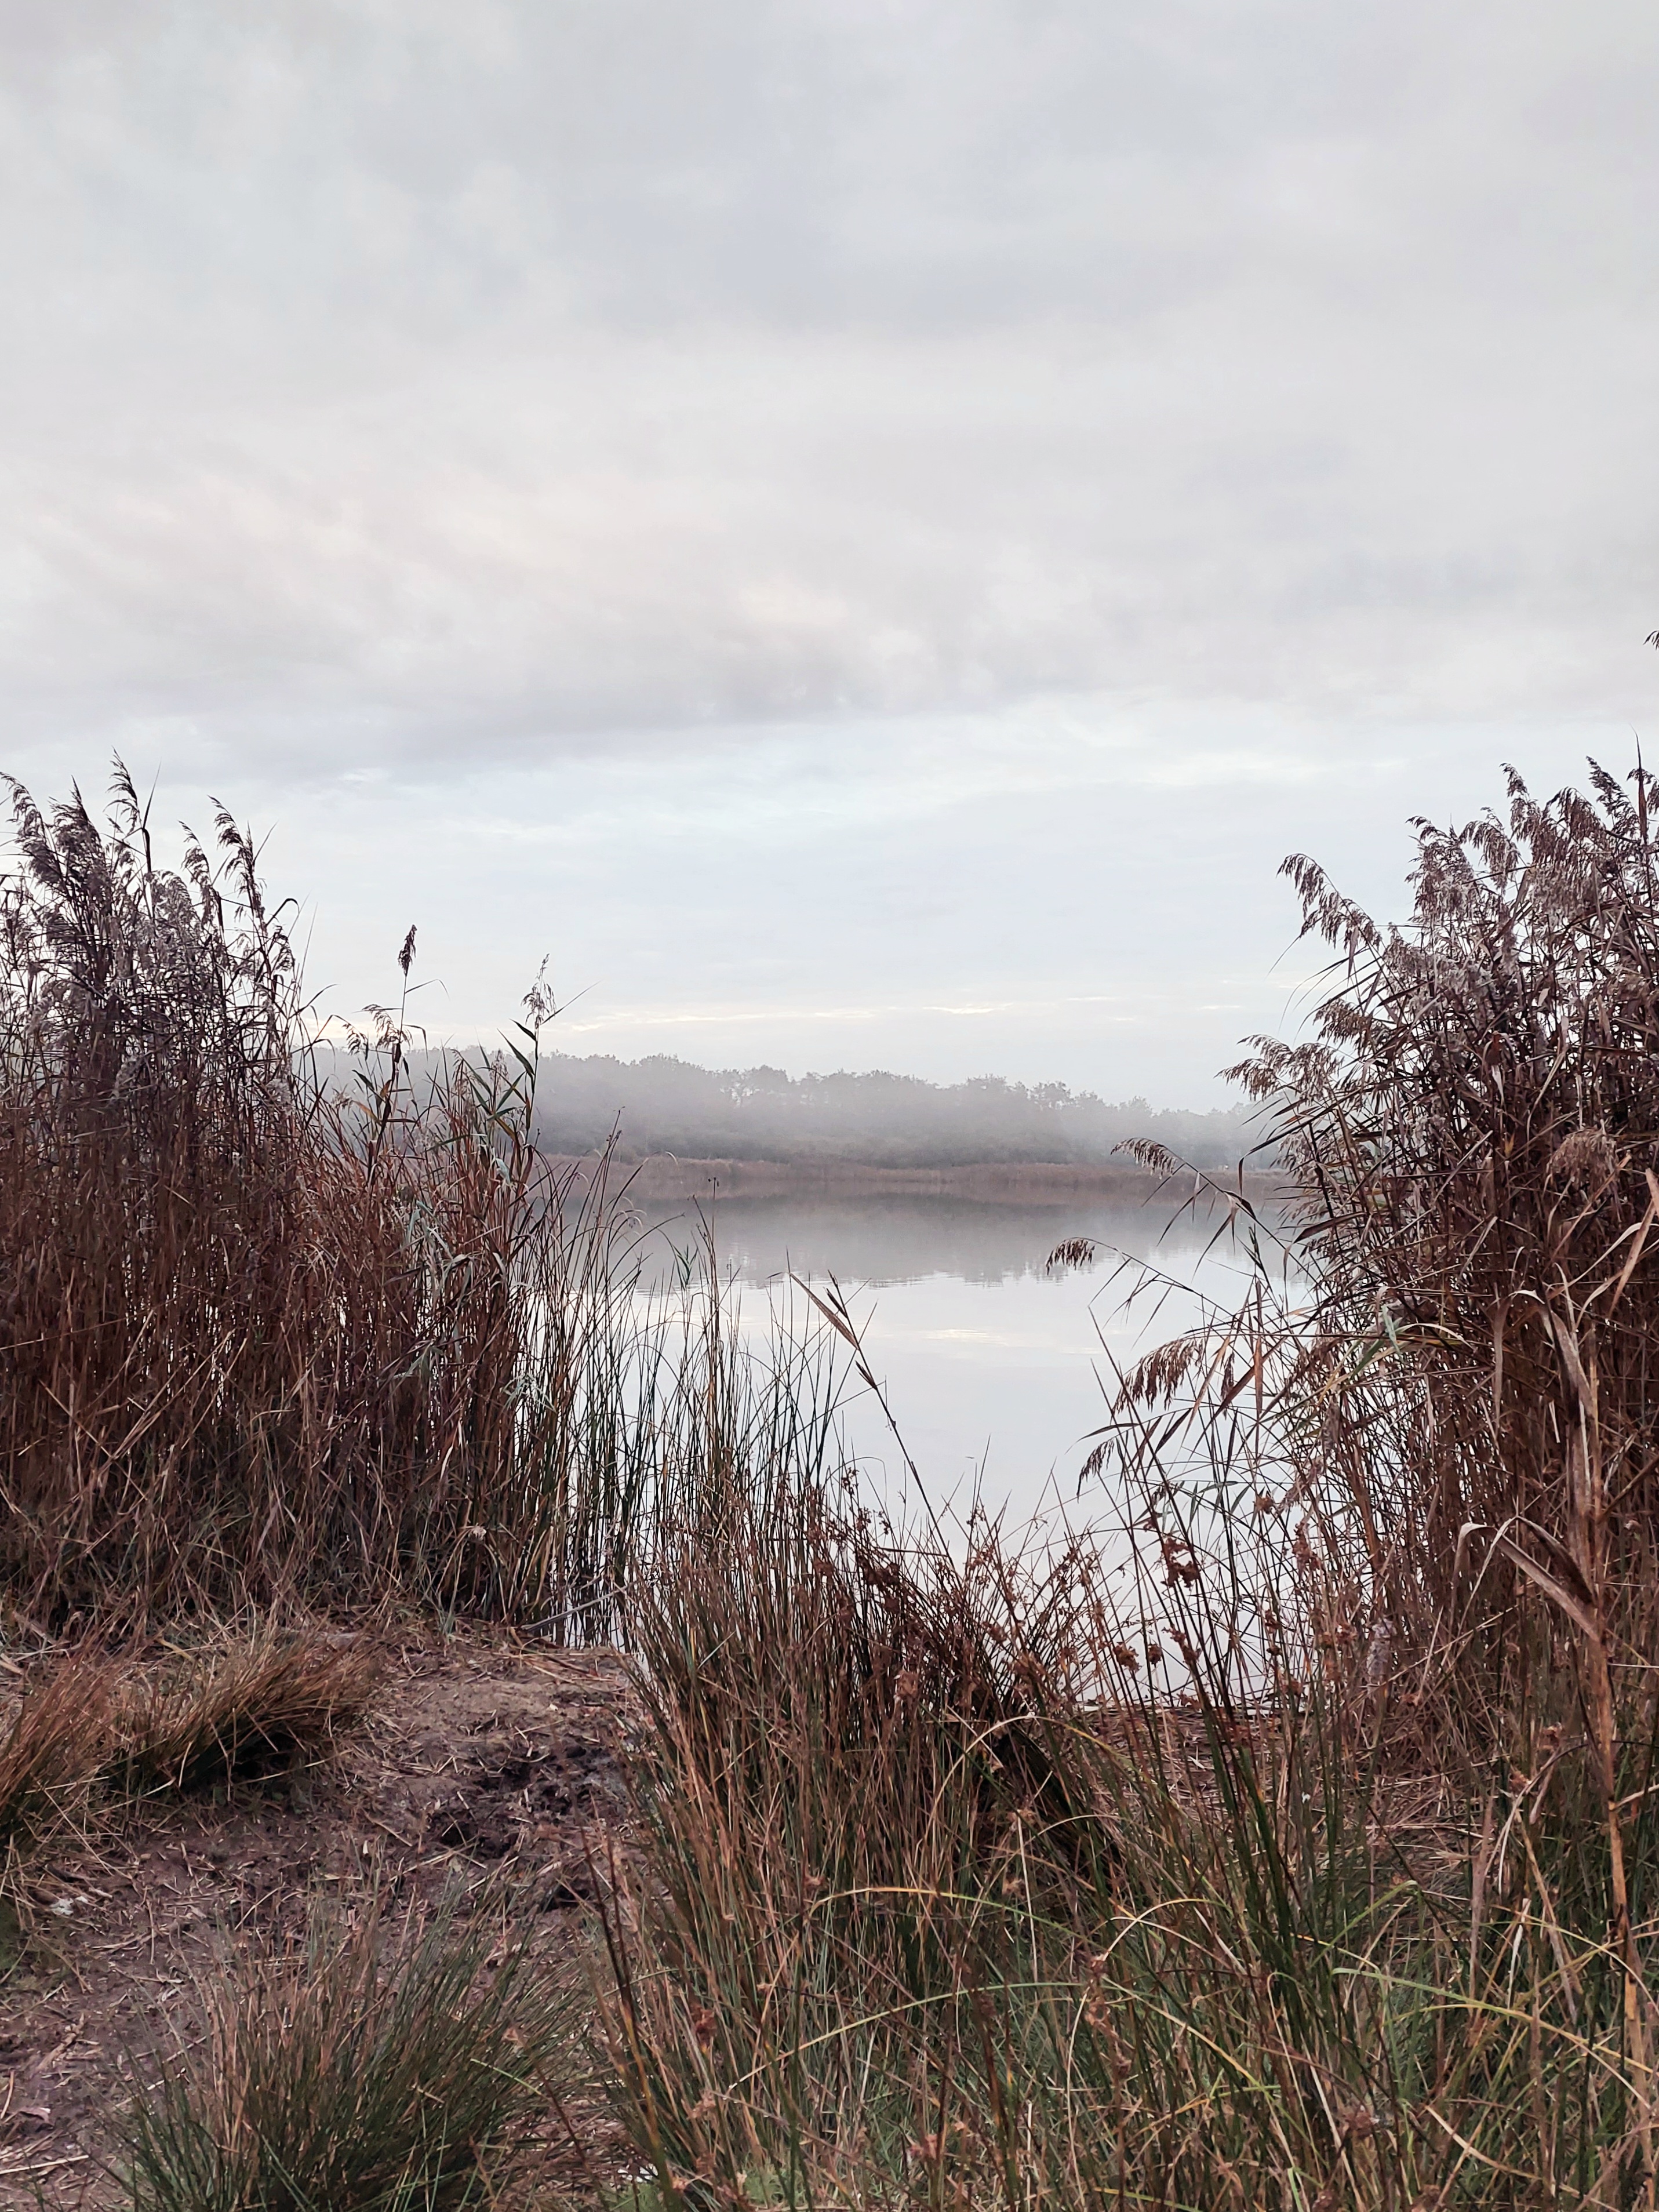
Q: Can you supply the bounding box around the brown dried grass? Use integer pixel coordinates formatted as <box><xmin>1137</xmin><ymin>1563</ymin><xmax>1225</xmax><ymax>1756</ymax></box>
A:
<box><xmin>0</xmin><ymin>1649</ymin><xmax>114</xmax><ymax>1869</ymax></box>
<box><xmin>0</xmin><ymin>765</ymin><xmax>650</xmax><ymax>1631</ymax></box>
<box><xmin>107</xmin><ymin>1628</ymin><xmax>384</xmax><ymax>1801</ymax></box>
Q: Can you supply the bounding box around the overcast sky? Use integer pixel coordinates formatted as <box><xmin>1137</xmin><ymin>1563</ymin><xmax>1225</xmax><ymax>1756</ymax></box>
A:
<box><xmin>2</xmin><ymin>1</ymin><xmax>1656</xmax><ymax>1101</ymax></box>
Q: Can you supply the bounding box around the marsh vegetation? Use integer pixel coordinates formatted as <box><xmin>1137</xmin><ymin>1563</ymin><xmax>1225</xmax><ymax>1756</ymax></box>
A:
<box><xmin>3</xmin><ymin>761</ymin><xmax>1659</xmax><ymax>2205</ymax></box>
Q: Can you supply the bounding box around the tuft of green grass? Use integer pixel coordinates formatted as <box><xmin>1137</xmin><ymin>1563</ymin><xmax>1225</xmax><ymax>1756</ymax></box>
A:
<box><xmin>121</xmin><ymin>1882</ymin><xmax>579</xmax><ymax>2212</ymax></box>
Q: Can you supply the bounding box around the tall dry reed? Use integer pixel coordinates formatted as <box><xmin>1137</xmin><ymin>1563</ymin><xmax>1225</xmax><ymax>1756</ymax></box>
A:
<box><xmin>599</xmin><ymin>762</ymin><xmax>1659</xmax><ymax>2208</ymax></box>
<box><xmin>1189</xmin><ymin>766</ymin><xmax>1659</xmax><ymax>1684</ymax></box>
<box><xmin>0</xmin><ymin>765</ymin><xmax>806</xmax><ymax>1631</ymax></box>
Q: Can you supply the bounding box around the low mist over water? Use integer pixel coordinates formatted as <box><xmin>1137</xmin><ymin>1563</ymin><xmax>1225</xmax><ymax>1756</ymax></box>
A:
<box><xmin>630</xmin><ymin>1192</ymin><xmax>1290</xmax><ymax>1533</ymax></box>
<box><xmin>536</xmin><ymin>1053</ymin><xmax>1254</xmax><ymax>1167</ymax></box>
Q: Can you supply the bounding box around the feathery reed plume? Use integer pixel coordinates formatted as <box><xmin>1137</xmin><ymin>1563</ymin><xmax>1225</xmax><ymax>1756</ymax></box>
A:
<box><xmin>1229</xmin><ymin>763</ymin><xmax>1659</xmax><ymax>1689</ymax></box>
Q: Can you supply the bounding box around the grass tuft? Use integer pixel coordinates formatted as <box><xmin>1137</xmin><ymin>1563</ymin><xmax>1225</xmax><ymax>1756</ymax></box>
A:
<box><xmin>121</xmin><ymin>1882</ymin><xmax>578</xmax><ymax>2212</ymax></box>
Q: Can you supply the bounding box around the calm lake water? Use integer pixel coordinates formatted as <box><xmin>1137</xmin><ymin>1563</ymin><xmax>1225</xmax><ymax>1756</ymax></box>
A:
<box><xmin>631</xmin><ymin>1191</ymin><xmax>1290</xmax><ymax>1537</ymax></box>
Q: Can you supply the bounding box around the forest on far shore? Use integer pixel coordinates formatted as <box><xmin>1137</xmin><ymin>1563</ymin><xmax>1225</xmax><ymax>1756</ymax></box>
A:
<box><xmin>514</xmin><ymin>1050</ymin><xmax>1256</xmax><ymax>1169</ymax></box>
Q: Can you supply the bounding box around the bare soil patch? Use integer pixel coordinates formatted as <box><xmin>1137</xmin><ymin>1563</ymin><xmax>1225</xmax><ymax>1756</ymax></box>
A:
<box><xmin>0</xmin><ymin>1632</ymin><xmax>639</xmax><ymax>2207</ymax></box>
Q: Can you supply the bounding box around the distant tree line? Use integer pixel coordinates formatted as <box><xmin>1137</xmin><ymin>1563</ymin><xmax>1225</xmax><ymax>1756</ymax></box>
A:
<box><xmin>521</xmin><ymin>1052</ymin><xmax>1256</xmax><ymax>1169</ymax></box>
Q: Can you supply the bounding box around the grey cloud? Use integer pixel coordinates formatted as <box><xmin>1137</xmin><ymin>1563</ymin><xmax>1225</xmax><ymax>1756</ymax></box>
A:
<box><xmin>0</xmin><ymin>1</ymin><xmax>1656</xmax><ymax>782</ymax></box>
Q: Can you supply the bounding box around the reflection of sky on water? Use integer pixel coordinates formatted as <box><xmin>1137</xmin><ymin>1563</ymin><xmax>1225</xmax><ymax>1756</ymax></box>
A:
<box><xmin>627</xmin><ymin>1194</ymin><xmax>1296</xmax><ymax>1538</ymax></box>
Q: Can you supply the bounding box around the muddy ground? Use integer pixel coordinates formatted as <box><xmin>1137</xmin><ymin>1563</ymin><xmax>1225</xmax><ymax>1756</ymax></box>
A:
<box><xmin>0</xmin><ymin>1633</ymin><xmax>641</xmax><ymax>2207</ymax></box>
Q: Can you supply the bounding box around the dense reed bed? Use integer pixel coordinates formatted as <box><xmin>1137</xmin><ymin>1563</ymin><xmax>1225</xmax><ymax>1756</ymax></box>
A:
<box><xmin>601</xmin><ymin>763</ymin><xmax>1659</xmax><ymax>2209</ymax></box>
<box><xmin>9</xmin><ymin>760</ymin><xmax>1659</xmax><ymax>2206</ymax></box>
<box><xmin>0</xmin><ymin>769</ymin><xmax>839</xmax><ymax>1633</ymax></box>
<box><xmin>604</xmin><ymin>1478</ymin><xmax>1659</xmax><ymax>2206</ymax></box>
